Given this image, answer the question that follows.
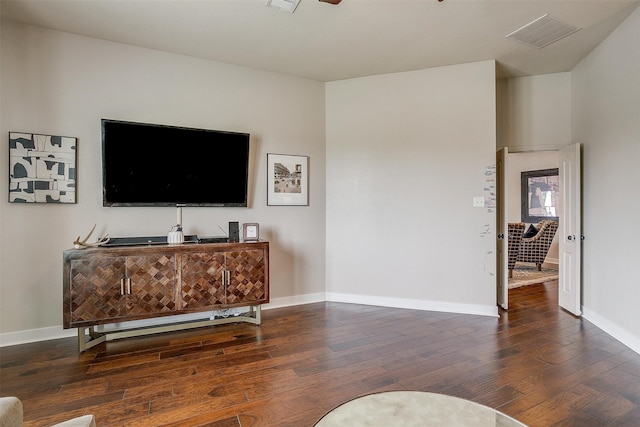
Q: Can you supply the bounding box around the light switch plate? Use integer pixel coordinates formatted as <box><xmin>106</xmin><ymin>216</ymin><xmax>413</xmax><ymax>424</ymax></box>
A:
<box><xmin>473</xmin><ymin>197</ymin><xmax>485</xmax><ymax>208</ymax></box>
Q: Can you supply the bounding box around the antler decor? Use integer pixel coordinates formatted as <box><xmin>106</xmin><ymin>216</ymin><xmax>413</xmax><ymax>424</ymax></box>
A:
<box><xmin>73</xmin><ymin>224</ymin><xmax>110</xmax><ymax>249</ymax></box>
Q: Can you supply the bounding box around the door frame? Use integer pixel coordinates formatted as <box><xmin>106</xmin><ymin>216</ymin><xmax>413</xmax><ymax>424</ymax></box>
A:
<box><xmin>496</xmin><ymin>147</ymin><xmax>509</xmax><ymax>309</ymax></box>
<box><xmin>497</xmin><ymin>146</ymin><xmax>581</xmax><ymax>313</ymax></box>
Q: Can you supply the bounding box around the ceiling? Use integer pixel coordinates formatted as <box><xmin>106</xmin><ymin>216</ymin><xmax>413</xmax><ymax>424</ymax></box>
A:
<box><xmin>1</xmin><ymin>0</ymin><xmax>638</xmax><ymax>82</ymax></box>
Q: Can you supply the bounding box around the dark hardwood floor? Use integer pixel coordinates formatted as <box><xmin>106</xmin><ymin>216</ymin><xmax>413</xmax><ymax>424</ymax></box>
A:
<box><xmin>2</xmin><ymin>280</ymin><xmax>639</xmax><ymax>426</ymax></box>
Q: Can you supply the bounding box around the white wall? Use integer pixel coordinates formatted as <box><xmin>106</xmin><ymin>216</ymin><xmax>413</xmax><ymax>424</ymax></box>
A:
<box><xmin>507</xmin><ymin>151</ymin><xmax>560</xmax><ymax>265</ymax></box>
<box><xmin>0</xmin><ymin>21</ymin><xmax>327</xmax><ymax>343</ymax></box>
<box><xmin>499</xmin><ymin>73</ymin><xmax>571</xmax><ymax>152</ymax></box>
<box><xmin>571</xmin><ymin>8</ymin><xmax>640</xmax><ymax>353</ymax></box>
<box><xmin>326</xmin><ymin>61</ymin><xmax>498</xmax><ymax>316</ymax></box>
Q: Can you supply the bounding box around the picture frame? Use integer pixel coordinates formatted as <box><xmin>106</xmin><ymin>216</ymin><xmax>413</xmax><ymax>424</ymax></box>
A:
<box><xmin>243</xmin><ymin>223</ymin><xmax>260</xmax><ymax>241</ymax></box>
<box><xmin>267</xmin><ymin>153</ymin><xmax>309</xmax><ymax>206</ymax></box>
<box><xmin>9</xmin><ymin>132</ymin><xmax>77</xmax><ymax>203</ymax></box>
<box><xmin>521</xmin><ymin>168</ymin><xmax>559</xmax><ymax>223</ymax></box>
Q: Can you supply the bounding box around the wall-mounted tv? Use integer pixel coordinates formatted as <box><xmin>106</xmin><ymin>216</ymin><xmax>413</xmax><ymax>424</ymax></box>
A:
<box><xmin>102</xmin><ymin>119</ymin><xmax>250</xmax><ymax>207</ymax></box>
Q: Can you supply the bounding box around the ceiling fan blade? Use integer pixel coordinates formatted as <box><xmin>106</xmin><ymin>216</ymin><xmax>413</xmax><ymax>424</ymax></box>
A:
<box><xmin>319</xmin><ymin>0</ymin><xmax>342</xmax><ymax>4</ymax></box>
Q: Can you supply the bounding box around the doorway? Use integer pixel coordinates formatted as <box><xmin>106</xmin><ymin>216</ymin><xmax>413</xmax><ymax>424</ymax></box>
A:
<box><xmin>497</xmin><ymin>145</ymin><xmax>582</xmax><ymax>314</ymax></box>
<box><xmin>498</xmin><ymin>149</ymin><xmax>561</xmax><ymax>308</ymax></box>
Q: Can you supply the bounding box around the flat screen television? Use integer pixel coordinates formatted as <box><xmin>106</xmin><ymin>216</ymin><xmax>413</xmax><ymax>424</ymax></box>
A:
<box><xmin>102</xmin><ymin>119</ymin><xmax>250</xmax><ymax>207</ymax></box>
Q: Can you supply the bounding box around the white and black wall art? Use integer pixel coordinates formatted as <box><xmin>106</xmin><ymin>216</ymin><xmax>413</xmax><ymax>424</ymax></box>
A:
<box><xmin>9</xmin><ymin>132</ymin><xmax>77</xmax><ymax>203</ymax></box>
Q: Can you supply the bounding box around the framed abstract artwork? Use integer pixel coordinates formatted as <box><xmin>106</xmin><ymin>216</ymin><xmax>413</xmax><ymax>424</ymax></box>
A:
<box><xmin>267</xmin><ymin>153</ymin><xmax>309</xmax><ymax>206</ymax></box>
<box><xmin>9</xmin><ymin>132</ymin><xmax>77</xmax><ymax>203</ymax></box>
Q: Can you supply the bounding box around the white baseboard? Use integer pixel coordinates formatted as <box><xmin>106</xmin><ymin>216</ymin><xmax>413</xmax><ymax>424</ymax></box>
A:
<box><xmin>0</xmin><ymin>293</ymin><xmax>328</xmax><ymax>348</ymax></box>
<box><xmin>582</xmin><ymin>307</ymin><xmax>640</xmax><ymax>355</ymax></box>
<box><xmin>0</xmin><ymin>326</ymin><xmax>77</xmax><ymax>348</ymax></box>
<box><xmin>263</xmin><ymin>292</ymin><xmax>326</xmax><ymax>310</ymax></box>
<box><xmin>326</xmin><ymin>292</ymin><xmax>499</xmax><ymax>317</ymax></box>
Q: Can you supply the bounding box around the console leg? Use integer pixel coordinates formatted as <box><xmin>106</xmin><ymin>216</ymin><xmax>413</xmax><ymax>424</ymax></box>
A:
<box><xmin>76</xmin><ymin>305</ymin><xmax>262</xmax><ymax>352</ymax></box>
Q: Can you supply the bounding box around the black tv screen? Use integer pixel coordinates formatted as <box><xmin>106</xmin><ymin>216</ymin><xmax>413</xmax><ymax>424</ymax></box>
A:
<box><xmin>102</xmin><ymin>119</ymin><xmax>250</xmax><ymax>207</ymax></box>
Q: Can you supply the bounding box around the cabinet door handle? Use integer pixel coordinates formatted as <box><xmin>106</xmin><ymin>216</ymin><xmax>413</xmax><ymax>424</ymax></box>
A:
<box><xmin>120</xmin><ymin>279</ymin><xmax>125</xmax><ymax>296</ymax></box>
<box><xmin>127</xmin><ymin>278</ymin><xmax>132</xmax><ymax>294</ymax></box>
<box><xmin>222</xmin><ymin>270</ymin><xmax>230</xmax><ymax>286</ymax></box>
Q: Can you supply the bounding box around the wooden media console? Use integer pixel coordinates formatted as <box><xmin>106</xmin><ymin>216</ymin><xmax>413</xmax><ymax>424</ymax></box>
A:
<box><xmin>63</xmin><ymin>241</ymin><xmax>269</xmax><ymax>351</ymax></box>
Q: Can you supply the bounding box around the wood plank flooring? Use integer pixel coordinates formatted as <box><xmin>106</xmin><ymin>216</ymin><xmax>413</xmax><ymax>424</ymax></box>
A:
<box><xmin>1</xmin><ymin>280</ymin><xmax>639</xmax><ymax>426</ymax></box>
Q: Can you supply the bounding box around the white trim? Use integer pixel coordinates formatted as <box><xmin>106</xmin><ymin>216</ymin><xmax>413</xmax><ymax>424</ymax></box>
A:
<box><xmin>0</xmin><ymin>293</ymin><xmax>327</xmax><ymax>347</ymax></box>
<box><xmin>262</xmin><ymin>292</ymin><xmax>326</xmax><ymax>310</ymax></box>
<box><xmin>582</xmin><ymin>307</ymin><xmax>640</xmax><ymax>355</ymax></box>
<box><xmin>326</xmin><ymin>292</ymin><xmax>499</xmax><ymax>317</ymax></box>
<box><xmin>0</xmin><ymin>326</ymin><xmax>76</xmax><ymax>347</ymax></box>
<box><xmin>506</xmin><ymin>144</ymin><xmax>563</xmax><ymax>153</ymax></box>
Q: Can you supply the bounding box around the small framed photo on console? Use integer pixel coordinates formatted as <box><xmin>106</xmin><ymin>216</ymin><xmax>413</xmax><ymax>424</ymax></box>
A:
<box><xmin>243</xmin><ymin>223</ymin><xmax>259</xmax><ymax>241</ymax></box>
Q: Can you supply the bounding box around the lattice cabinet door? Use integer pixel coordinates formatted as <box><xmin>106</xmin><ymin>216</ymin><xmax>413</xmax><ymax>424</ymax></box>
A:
<box><xmin>180</xmin><ymin>252</ymin><xmax>226</xmax><ymax>310</ymax></box>
<box><xmin>226</xmin><ymin>249</ymin><xmax>267</xmax><ymax>305</ymax></box>
<box><xmin>124</xmin><ymin>254</ymin><xmax>177</xmax><ymax>317</ymax></box>
<box><xmin>68</xmin><ymin>256</ymin><xmax>127</xmax><ymax>325</ymax></box>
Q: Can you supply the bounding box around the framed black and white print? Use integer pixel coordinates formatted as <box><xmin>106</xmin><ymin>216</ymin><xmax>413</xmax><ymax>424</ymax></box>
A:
<box><xmin>521</xmin><ymin>168</ymin><xmax>559</xmax><ymax>223</ymax></box>
<box><xmin>9</xmin><ymin>132</ymin><xmax>77</xmax><ymax>203</ymax></box>
<box><xmin>267</xmin><ymin>153</ymin><xmax>309</xmax><ymax>206</ymax></box>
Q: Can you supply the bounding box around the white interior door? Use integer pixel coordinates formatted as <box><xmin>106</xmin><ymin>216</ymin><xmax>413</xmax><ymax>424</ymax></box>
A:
<box><xmin>559</xmin><ymin>143</ymin><xmax>582</xmax><ymax>315</ymax></box>
<box><xmin>496</xmin><ymin>148</ymin><xmax>509</xmax><ymax>309</ymax></box>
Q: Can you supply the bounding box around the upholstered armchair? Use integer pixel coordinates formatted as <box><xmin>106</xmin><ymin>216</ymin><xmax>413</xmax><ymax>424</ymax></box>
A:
<box><xmin>516</xmin><ymin>220</ymin><xmax>559</xmax><ymax>271</ymax></box>
<box><xmin>507</xmin><ymin>222</ymin><xmax>526</xmax><ymax>278</ymax></box>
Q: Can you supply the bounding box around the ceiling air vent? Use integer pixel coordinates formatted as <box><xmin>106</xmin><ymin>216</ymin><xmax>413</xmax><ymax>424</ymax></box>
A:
<box><xmin>506</xmin><ymin>14</ymin><xmax>581</xmax><ymax>49</ymax></box>
<box><xmin>266</xmin><ymin>0</ymin><xmax>301</xmax><ymax>13</ymax></box>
